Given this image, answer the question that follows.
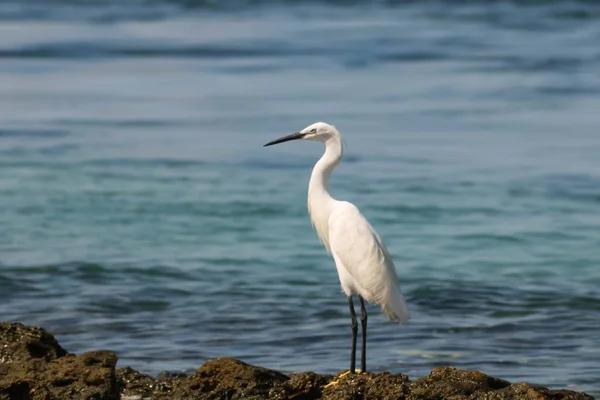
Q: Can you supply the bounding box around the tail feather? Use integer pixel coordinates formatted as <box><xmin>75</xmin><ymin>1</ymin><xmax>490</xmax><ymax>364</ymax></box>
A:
<box><xmin>382</xmin><ymin>285</ymin><xmax>410</xmax><ymax>324</ymax></box>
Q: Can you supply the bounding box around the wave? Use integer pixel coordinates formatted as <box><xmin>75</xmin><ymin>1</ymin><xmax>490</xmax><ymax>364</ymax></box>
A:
<box><xmin>1</xmin><ymin>0</ymin><xmax>599</xmax><ymax>23</ymax></box>
<box><xmin>0</xmin><ymin>41</ymin><xmax>311</xmax><ymax>60</ymax></box>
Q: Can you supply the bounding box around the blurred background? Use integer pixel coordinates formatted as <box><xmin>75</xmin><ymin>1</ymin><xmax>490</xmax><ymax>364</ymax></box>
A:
<box><xmin>1</xmin><ymin>0</ymin><xmax>599</xmax><ymax>396</ymax></box>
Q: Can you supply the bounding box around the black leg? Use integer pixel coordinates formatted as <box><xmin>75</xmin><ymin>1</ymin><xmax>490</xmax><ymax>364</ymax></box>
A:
<box><xmin>359</xmin><ymin>296</ymin><xmax>368</xmax><ymax>373</ymax></box>
<box><xmin>347</xmin><ymin>296</ymin><xmax>357</xmax><ymax>374</ymax></box>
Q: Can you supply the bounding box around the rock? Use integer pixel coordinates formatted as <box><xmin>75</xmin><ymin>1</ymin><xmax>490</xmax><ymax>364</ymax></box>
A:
<box><xmin>405</xmin><ymin>367</ymin><xmax>595</xmax><ymax>400</ymax></box>
<box><xmin>0</xmin><ymin>350</ymin><xmax>119</xmax><ymax>400</ymax></box>
<box><xmin>122</xmin><ymin>362</ymin><xmax>594</xmax><ymax>400</ymax></box>
<box><xmin>159</xmin><ymin>357</ymin><xmax>290</xmax><ymax>400</ymax></box>
<box><xmin>0</xmin><ymin>322</ymin><xmax>118</xmax><ymax>400</ymax></box>
<box><xmin>0</xmin><ymin>321</ymin><xmax>595</xmax><ymax>400</ymax></box>
<box><xmin>270</xmin><ymin>372</ymin><xmax>331</xmax><ymax>400</ymax></box>
<box><xmin>408</xmin><ymin>366</ymin><xmax>511</xmax><ymax>399</ymax></box>
<box><xmin>117</xmin><ymin>366</ymin><xmax>156</xmax><ymax>399</ymax></box>
<box><xmin>321</xmin><ymin>371</ymin><xmax>409</xmax><ymax>400</ymax></box>
<box><xmin>41</xmin><ymin>351</ymin><xmax>118</xmax><ymax>400</ymax></box>
<box><xmin>116</xmin><ymin>360</ymin><xmax>594</xmax><ymax>400</ymax></box>
<box><xmin>0</xmin><ymin>321</ymin><xmax>68</xmax><ymax>364</ymax></box>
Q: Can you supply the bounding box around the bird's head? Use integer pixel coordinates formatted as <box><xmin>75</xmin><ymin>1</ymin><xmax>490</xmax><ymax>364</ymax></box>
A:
<box><xmin>263</xmin><ymin>122</ymin><xmax>340</xmax><ymax>147</ymax></box>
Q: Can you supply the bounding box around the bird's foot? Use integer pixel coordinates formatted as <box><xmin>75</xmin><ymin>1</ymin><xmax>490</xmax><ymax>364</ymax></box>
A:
<box><xmin>323</xmin><ymin>369</ymin><xmax>362</xmax><ymax>388</ymax></box>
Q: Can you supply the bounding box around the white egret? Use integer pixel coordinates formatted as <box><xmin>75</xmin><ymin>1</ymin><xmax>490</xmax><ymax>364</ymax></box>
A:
<box><xmin>264</xmin><ymin>122</ymin><xmax>410</xmax><ymax>374</ymax></box>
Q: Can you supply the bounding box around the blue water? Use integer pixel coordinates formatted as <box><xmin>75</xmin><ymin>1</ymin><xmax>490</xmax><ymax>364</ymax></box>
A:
<box><xmin>1</xmin><ymin>0</ymin><xmax>600</xmax><ymax>396</ymax></box>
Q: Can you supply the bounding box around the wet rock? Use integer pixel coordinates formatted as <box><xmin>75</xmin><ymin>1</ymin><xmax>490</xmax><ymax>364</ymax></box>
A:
<box><xmin>0</xmin><ymin>322</ymin><xmax>118</xmax><ymax>400</ymax></box>
<box><xmin>0</xmin><ymin>321</ymin><xmax>595</xmax><ymax>400</ymax></box>
<box><xmin>118</xmin><ymin>360</ymin><xmax>594</xmax><ymax>400</ymax></box>
<box><xmin>1</xmin><ymin>350</ymin><xmax>119</xmax><ymax>400</ymax></box>
<box><xmin>151</xmin><ymin>370</ymin><xmax>190</xmax><ymax>398</ymax></box>
<box><xmin>406</xmin><ymin>367</ymin><xmax>595</xmax><ymax>400</ymax></box>
<box><xmin>408</xmin><ymin>366</ymin><xmax>511</xmax><ymax>399</ymax></box>
<box><xmin>321</xmin><ymin>371</ymin><xmax>409</xmax><ymax>400</ymax></box>
<box><xmin>478</xmin><ymin>382</ymin><xmax>594</xmax><ymax>400</ymax></box>
<box><xmin>0</xmin><ymin>321</ymin><xmax>67</xmax><ymax>364</ymax></box>
<box><xmin>158</xmin><ymin>357</ymin><xmax>290</xmax><ymax>400</ymax></box>
<box><xmin>117</xmin><ymin>366</ymin><xmax>156</xmax><ymax>399</ymax></box>
<box><xmin>270</xmin><ymin>372</ymin><xmax>331</xmax><ymax>400</ymax></box>
<box><xmin>41</xmin><ymin>351</ymin><xmax>118</xmax><ymax>400</ymax></box>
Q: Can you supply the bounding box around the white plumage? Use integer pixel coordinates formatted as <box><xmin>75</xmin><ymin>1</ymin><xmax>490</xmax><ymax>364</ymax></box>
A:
<box><xmin>328</xmin><ymin>201</ymin><xmax>410</xmax><ymax>322</ymax></box>
<box><xmin>264</xmin><ymin>121</ymin><xmax>409</xmax><ymax>373</ymax></box>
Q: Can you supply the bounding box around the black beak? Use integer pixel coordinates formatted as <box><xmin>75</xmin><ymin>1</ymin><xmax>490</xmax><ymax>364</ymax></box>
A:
<box><xmin>263</xmin><ymin>132</ymin><xmax>305</xmax><ymax>147</ymax></box>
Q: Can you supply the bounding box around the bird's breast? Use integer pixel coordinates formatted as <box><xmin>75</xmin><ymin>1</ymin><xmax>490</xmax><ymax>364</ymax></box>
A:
<box><xmin>307</xmin><ymin>198</ymin><xmax>332</xmax><ymax>253</ymax></box>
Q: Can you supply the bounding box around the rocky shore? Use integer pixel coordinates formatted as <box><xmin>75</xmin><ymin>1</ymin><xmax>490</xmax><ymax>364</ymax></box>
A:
<box><xmin>0</xmin><ymin>321</ymin><xmax>594</xmax><ymax>400</ymax></box>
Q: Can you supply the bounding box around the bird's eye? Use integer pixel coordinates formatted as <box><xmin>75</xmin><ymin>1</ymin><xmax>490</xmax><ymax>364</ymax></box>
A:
<box><xmin>310</xmin><ymin>129</ymin><xmax>317</xmax><ymax>134</ymax></box>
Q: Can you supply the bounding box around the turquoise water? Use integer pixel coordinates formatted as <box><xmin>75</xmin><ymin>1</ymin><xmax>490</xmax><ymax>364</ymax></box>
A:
<box><xmin>1</xmin><ymin>0</ymin><xmax>600</xmax><ymax>396</ymax></box>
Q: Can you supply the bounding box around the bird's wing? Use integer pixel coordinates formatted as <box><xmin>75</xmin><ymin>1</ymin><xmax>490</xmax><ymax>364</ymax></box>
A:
<box><xmin>328</xmin><ymin>201</ymin><xmax>410</xmax><ymax>322</ymax></box>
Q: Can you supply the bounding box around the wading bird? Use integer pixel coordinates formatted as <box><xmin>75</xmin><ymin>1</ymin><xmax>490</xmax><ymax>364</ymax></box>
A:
<box><xmin>263</xmin><ymin>122</ymin><xmax>410</xmax><ymax>375</ymax></box>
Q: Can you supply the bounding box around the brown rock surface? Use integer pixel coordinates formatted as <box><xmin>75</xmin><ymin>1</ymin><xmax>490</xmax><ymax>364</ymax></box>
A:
<box><xmin>0</xmin><ymin>322</ymin><xmax>67</xmax><ymax>364</ymax></box>
<box><xmin>0</xmin><ymin>321</ymin><xmax>595</xmax><ymax>400</ymax></box>
<box><xmin>119</xmin><ymin>361</ymin><xmax>594</xmax><ymax>400</ymax></box>
<box><xmin>117</xmin><ymin>366</ymin><xmax>155</xmax><ymax>399</ymax></box>
<box><xmin>149</xmin><ymin>358</ymin><xmax>289</xmax><ymax>400</ymax></box>
<box><xmin>0</xmin><ymin>322</ymin><xmax>118</xmax><ymax>400</ymax></box>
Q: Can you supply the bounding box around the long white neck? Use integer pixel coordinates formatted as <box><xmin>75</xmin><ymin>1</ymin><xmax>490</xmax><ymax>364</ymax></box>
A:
<box><xmin>307</xmin><ymin>136</ymin><xmax>343</xmax><ymax>252</ymax></box>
